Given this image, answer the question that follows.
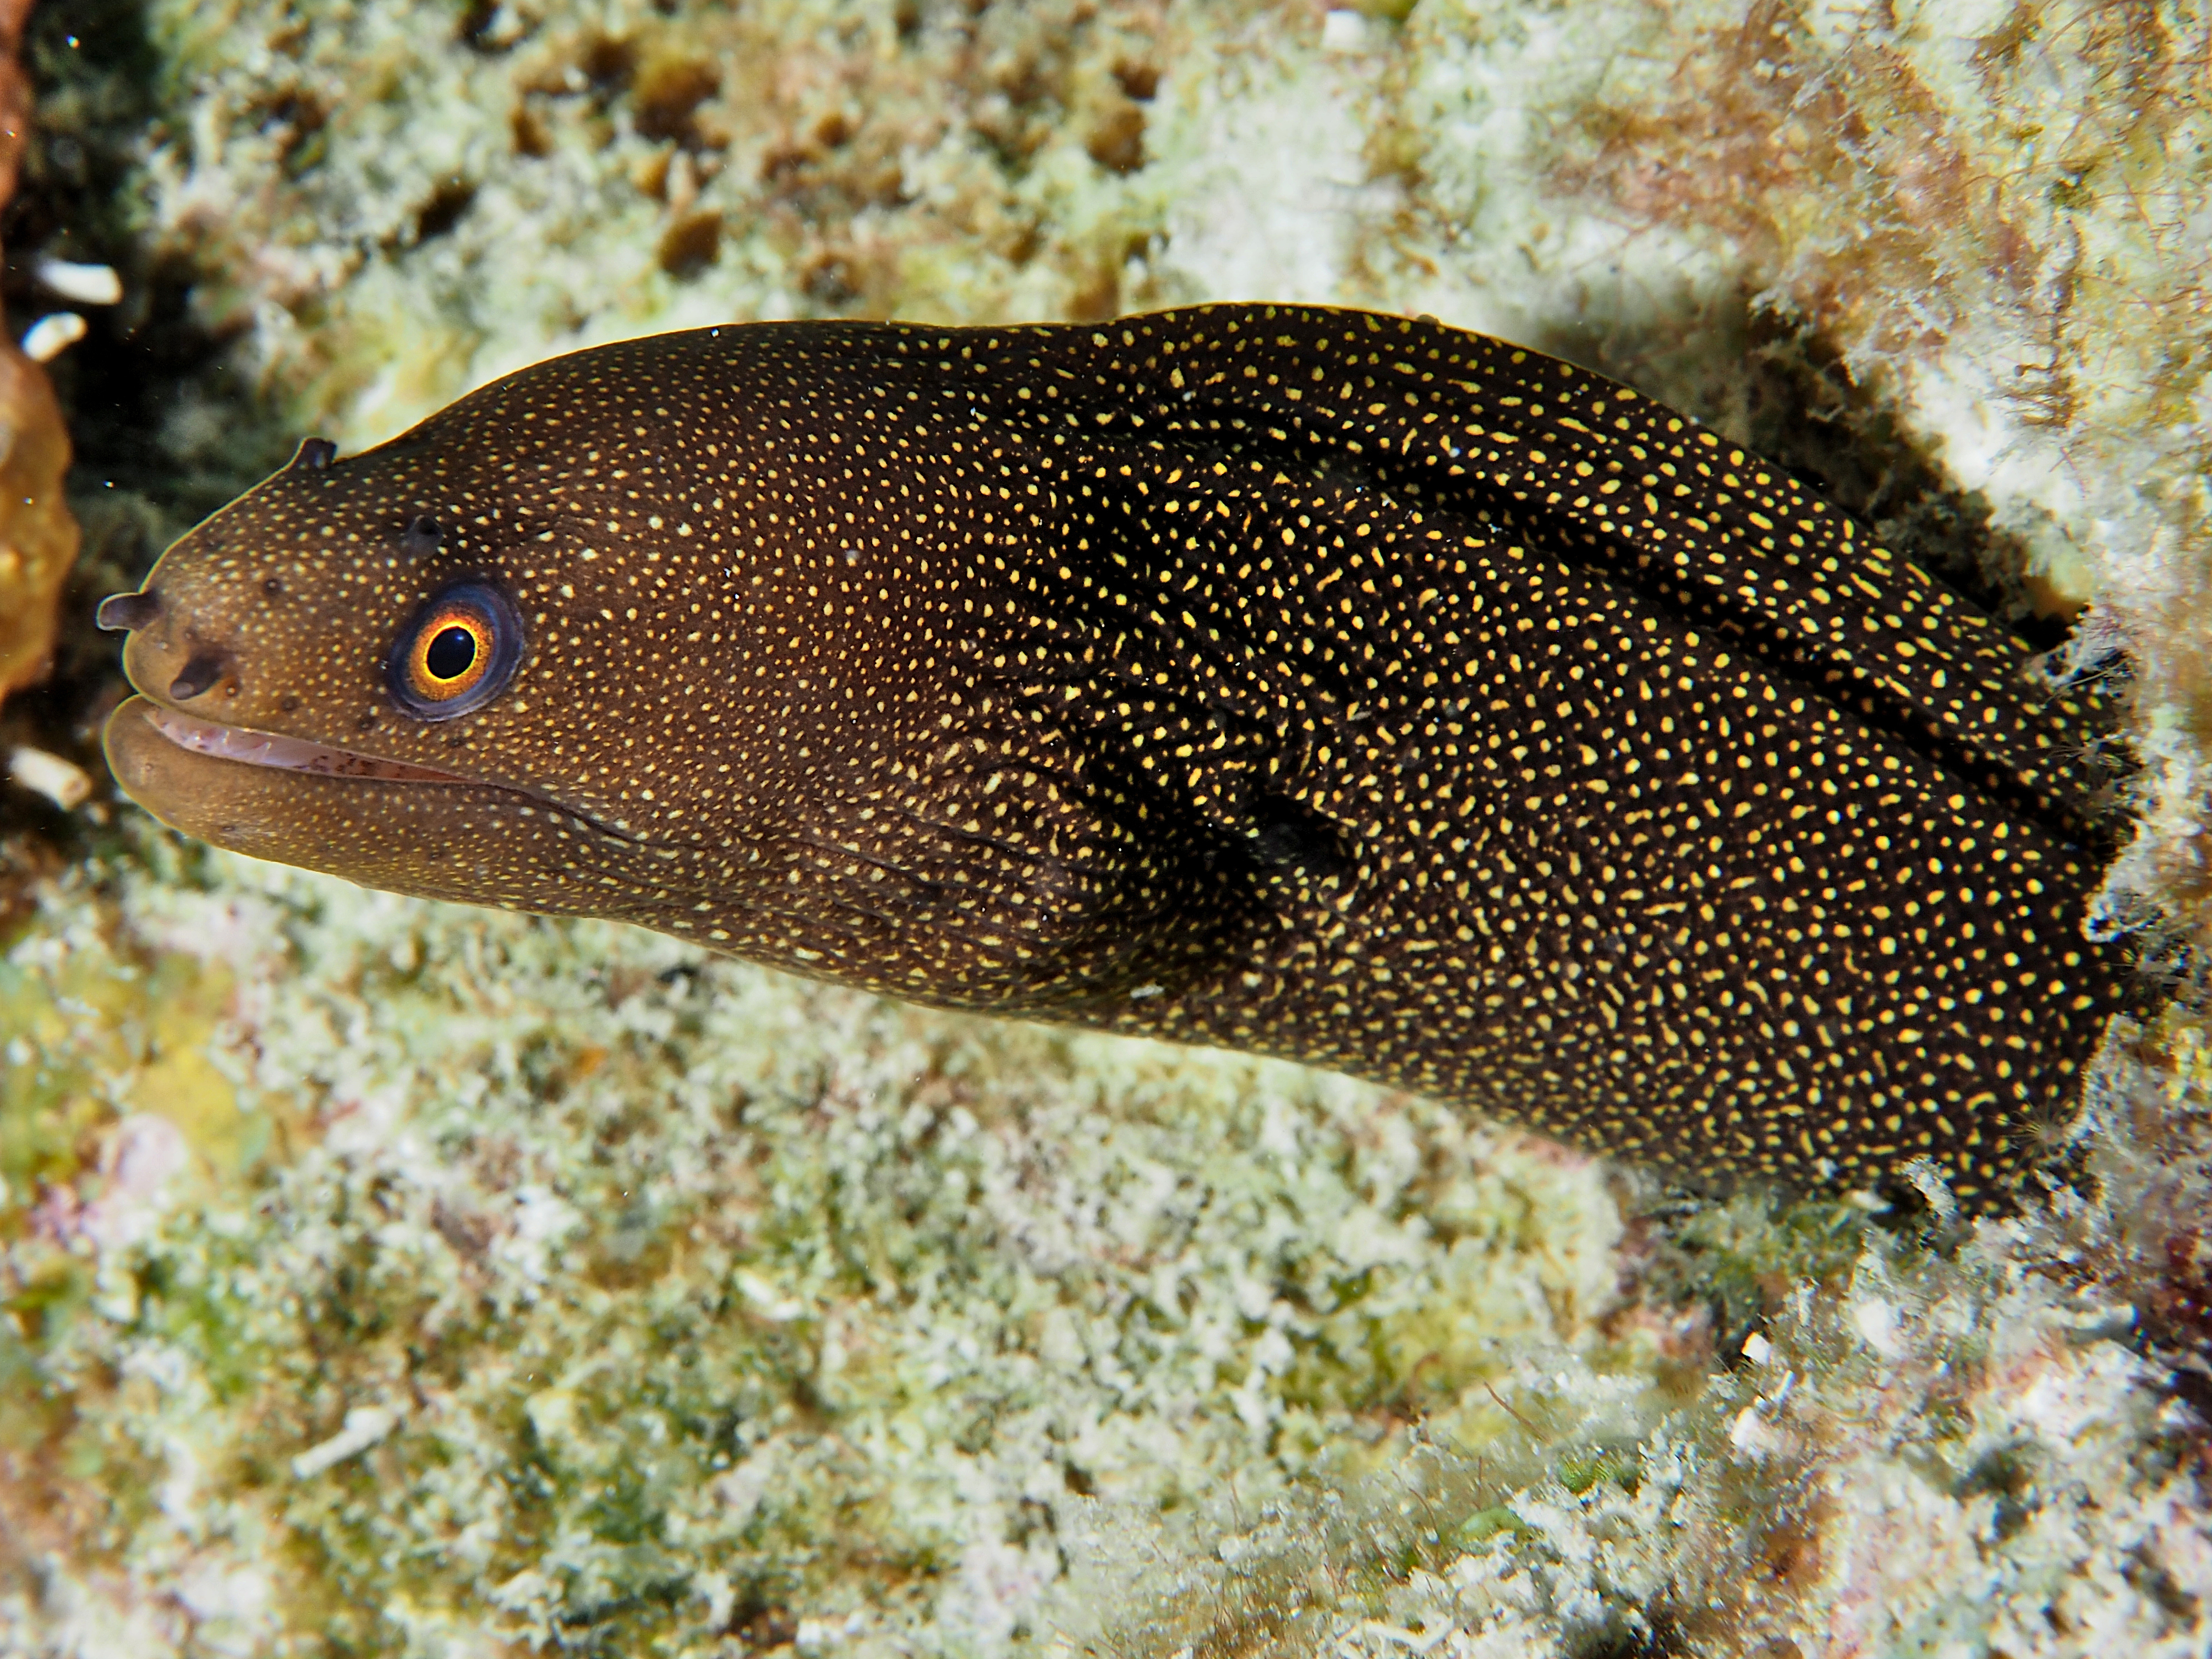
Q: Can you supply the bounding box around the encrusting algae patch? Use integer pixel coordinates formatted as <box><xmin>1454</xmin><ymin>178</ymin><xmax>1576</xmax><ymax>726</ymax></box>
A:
<box><xmin>4</xmin><ymin>0</ymin><xmax>2212</xmax><ymax>1653</ymax></box>
<box><xmin>3</xmin><ymin>826</ymin><xmax>1667</xmax><ymax>1654</ymax></box>
<box><xmin>8</xmin><ymin>830</ymin><xmax>2212</xmax><ymax>1654</ymax></box>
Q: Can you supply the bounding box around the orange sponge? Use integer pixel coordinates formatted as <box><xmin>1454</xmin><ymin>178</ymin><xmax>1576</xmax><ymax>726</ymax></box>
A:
<box><xmin>0</xmin><ymin>0</ymin><xmax>79</xmax><ymax>705</ymax></box>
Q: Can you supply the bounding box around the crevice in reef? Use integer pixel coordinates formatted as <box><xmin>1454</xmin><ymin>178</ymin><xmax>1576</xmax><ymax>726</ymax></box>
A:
<box><xmin>0</xmin><ymin>0</ymin><xmax>293</xmax><ymax>877</ymax></box>
<box><xmin>1527</xmin><ymin>290</ymin><xmax>2078</xmax><ymax>654</ymax></box>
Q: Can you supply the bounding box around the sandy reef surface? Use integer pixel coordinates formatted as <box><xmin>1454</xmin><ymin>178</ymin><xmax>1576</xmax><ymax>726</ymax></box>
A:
<box><xmin>4</xmin><ymin>1</ymin><xmax>2212</xmax><ymax>1654</ymax></box>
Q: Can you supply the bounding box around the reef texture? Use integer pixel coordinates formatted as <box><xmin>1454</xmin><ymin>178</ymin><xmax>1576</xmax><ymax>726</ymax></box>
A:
<box><xmin>0</xmin><ymin>0</ymin><xmax>79</xmax><ymax>707</ymax></box>
<box><xmin>0</xmin><ymin>336</ymin><xmax>78</xmax><ymax>703</ymax></box>
<box><xmin>3</xmin><ymin>0</ymin><xmax>2210</xmax><ymax>1655</ymax></box>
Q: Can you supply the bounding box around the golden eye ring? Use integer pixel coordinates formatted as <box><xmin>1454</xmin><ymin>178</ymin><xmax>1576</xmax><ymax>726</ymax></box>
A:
<box><xmin>387</xmin><ymin>581</ymin><xmax>523</xmax><ymax>720</ymax></box>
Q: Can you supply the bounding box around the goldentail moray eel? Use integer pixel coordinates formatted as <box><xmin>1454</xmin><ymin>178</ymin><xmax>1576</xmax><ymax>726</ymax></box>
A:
<box><xmin>98</xmin><ymin>305</ymin><xmax>2137</xmax><ymax>1206</ymax></box>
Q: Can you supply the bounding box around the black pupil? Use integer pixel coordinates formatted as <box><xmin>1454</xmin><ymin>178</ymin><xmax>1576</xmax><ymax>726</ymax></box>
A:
<box><xmin>425</xmin><ymin>625</ymin><xmax>478</xmax><ymax>682</ymax></box>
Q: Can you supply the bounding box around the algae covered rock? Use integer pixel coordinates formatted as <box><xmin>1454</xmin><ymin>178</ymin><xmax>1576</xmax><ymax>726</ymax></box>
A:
<box><xmin>2</xmin><ymin>1</ymin><xmax>2209</xmax><ymax>1653</ymax></box>
<box><xmin>3</xmin><ymin>829</ymin><xmax>1665</xmax><ymax>1654</ymax></box>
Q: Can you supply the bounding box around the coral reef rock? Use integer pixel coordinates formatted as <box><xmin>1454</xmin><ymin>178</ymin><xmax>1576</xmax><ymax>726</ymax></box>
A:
<box><xmin>2</xmin><ymin>0</ymin><xmax>2208</xmax><ymax>1654</ymax></box>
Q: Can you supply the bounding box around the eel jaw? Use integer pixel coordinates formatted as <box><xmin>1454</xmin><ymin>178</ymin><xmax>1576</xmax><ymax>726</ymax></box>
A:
<box><xmin>134</xmin><ymin>704</ymin><xmax>469</xmax><ymax>784</ymax></box>
<box><xmin>102</xmin><ymin>696</ymin><xmax>669</xmax><ymax>877</ymax></box>
<box><xmin>101</xmin><ymin>694</ymin><xmax>718</xmax><ymax>930</ymax></box>
<box><xmin>99</xmin><ymin>693</ymin><xmax>509</xmax><ymax>868</ymax></box>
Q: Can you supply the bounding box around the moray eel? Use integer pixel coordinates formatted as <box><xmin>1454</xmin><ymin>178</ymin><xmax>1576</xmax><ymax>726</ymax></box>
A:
<box><xmin>99</xmin><ymin>305</ymin><xmax>2135</xmax><ymax>1206</ymax></box>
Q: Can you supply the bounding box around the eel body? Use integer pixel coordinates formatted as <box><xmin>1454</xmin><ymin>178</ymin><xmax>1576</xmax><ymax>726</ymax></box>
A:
<box><xmin>100</xmin><ymin>305</ymin><xmax>2134</xmax><ymax>1204</ymax></box>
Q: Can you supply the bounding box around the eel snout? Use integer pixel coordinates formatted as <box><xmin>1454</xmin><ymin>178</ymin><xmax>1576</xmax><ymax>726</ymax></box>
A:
<box><xmin>102</xmin><ymin>576</ymin><xmax>251</xmax><ymax>713</ymax></box>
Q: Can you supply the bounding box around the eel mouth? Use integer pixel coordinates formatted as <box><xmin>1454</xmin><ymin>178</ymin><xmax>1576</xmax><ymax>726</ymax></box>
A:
<box><xmin>139</xmin><ymin>704</ymin><xmax>469</xmax><ymax>783</ymax></box>
<box><xmin>106</xmin><ymin>697</ymin><xmax>677</xmax><ymax>857</ymax></box>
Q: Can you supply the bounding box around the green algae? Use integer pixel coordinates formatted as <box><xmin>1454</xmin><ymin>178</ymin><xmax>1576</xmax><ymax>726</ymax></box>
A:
<box><xmin>1</xmin><ymin>823</ymin><xmax>1665</xmax><ymax>1653</ymax></box>
<box><xmin>0</xmin><ymin>933</ymin><xmax>236</xmax><ymax>1214</ymax></box>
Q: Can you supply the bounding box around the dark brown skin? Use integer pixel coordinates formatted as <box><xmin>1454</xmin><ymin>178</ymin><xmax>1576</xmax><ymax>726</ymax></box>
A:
<box><xmin>102</xmin><ymin>305</ymin><xmax>2136</xmax><ymax>1206</ymax></box>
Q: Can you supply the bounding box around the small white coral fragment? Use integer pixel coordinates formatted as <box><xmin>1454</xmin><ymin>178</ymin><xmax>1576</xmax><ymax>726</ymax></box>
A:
<box><xmin>19</xmin><ymin>311</ymin><xmax>87</xmax><ymax>364</ymax></box>
<box><xmin>737</xmin><ymin>1268</ymin><xmax>806</xmax><ymax>1321</ymax></box>
<box><xmin>8</xmin><ymin>743</ymin><xmax>91</xmax><ymax>808</ymax></box>
<box><xmin>1319</xmin><ymin>10</ymin><xmax>1368</xmax><ymax>52</ymax></box>
<box><xmin>1849</xmin><ymin>1297</ymin><xmax>1906</xmax><ymax>1360</ymax></box>
<box><xmin>290</xmin><ymin>1405</ymin><xmax>400</xmax><ymax>1479</ymax></box>
<box><xmin>1728</xmin><ymin>1398</ymin><xmax>1796</xmax><ymax>1461</ymax></box>
<box><xmin>32</xmin><ymin>256</ymin><xmax>122</xmax><ymax>305</ymax></box>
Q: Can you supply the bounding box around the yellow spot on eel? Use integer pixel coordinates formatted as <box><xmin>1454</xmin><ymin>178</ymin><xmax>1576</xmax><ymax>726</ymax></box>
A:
<box><xmin>97</xmin><ymin>305</ymin><xmax>2139</xmax><ymax>1207</ymax></box>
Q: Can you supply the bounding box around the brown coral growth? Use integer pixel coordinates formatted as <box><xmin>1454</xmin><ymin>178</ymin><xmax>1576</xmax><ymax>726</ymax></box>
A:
<box><xmin>1565</xmin><ymin>0</ymin><xmax>2023</xmax><ymax>353</ymax></box>
<box><xmin>0</xmin><ymin>341</ymin><xmax>78</xmax><ymax>705</ymax></box>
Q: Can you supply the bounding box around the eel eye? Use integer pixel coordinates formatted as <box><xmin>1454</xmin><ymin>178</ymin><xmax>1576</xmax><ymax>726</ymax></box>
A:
<box><xmin>388</xmin><ymin>582</ymin><xmax>523</xmax><ymax>720</ymax></box>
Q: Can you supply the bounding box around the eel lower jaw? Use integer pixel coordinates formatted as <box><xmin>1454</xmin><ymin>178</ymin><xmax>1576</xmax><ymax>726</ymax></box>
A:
<box><xmin>141</xmin><ymin>705</ymin><xmax>469</xmax><ymax>783</ymax></box>
<box><xmin>109</xmin><ymin>697</ymin><xmax>682</xmax><ymax>853</ymax></box>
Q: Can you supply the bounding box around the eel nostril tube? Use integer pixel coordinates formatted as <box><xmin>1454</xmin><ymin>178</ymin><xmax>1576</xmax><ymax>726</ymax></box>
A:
<box><xmin>168</xmin><ymin>650</ymin><xmax>229</xmax><ymax>700</ymax></box>
<box><xmin>96</xmin><ymin>590</ymin><xmax>163</xmax><ymax>632</ymax></box>
<box><xmin>398</xmin><ymin>514</ymin><xmax>445</xmax><ymax>559</ymax></box>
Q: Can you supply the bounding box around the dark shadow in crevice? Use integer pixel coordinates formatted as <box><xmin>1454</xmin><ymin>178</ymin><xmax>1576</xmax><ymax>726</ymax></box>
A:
<box><xmin>0</xmin><ymin>0</ymin><xmax>295</xmax><ymax>893</ymax></box>
<box><xmin>1523</xmin><ymin>285</ymin><xmax>2079</xmax><ymax>653</ymax></box>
